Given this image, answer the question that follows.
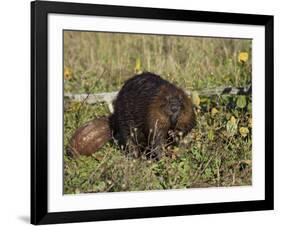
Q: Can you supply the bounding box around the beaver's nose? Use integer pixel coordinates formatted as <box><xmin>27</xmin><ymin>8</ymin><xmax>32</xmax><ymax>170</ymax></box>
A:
<box><xmin>171</xmin><ymin>105</ymin><xmax>179</xmax><ymax>113</ymax></box>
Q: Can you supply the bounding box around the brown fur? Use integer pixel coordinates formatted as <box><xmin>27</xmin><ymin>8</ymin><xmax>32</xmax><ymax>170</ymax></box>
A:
<box><xmin>147</xmin><ymin>84</ymin><xmax>195</xmax><ymax>136</ymax></box>
<box><xmin>109</xmin><ymin>72</ymin><xmax>196</xmax><ymax>159</ymax></box>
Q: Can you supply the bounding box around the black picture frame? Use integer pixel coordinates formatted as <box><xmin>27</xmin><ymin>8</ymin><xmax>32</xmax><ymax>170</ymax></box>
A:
<box><xmin>31</xmin><ymin>0</ymin><xmax>274</xmax><ymax>224</ymax></box>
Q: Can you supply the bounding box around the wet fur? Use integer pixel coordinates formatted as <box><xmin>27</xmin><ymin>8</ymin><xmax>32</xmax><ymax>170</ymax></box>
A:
<box><xmin>109</xmin><ymin>72</ymin><xmax>196</xmax><ymax>159</ymax></box>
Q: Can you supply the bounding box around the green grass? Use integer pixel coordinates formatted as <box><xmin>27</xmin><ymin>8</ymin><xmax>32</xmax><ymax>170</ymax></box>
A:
<box><xmin>63</xmin><ymin>31</ymin><xmax>252</xmax><ymax>194</ymax></box>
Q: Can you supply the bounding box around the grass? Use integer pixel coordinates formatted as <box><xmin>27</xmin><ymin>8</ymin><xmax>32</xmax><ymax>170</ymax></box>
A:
<box><xmin>63</xmin><ymin>31</ymin><xmax>252</xmax><ymax>194</ymax></box>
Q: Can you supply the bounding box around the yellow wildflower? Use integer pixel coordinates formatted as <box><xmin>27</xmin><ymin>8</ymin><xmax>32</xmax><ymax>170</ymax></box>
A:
<box><xmin>134</xmin><ymin>58</ymin><xmax>142</xmax><ymax>74</ymax></box>
<box><xmin>238</xmin><ymin>52</ymin><xmax>249</xmax><ymax>63</ymax></box>
<box><xmin>239</xmin><ymin>127</ymin><xmax>249</xmax><ymax>137</ymax></box>
<box><xmin>211</xmin><ymin>107</ymin><xmax>219</xmax><ymax>117</ymax></box>
<box><xmin>64</xmin><ymin>67</ymin><xmax>73</xmax><ymax>80</ymax></box>
<box><xmin>230</xmin><ymin>116</ymin><xmax>236</xmax><ymax>124</ymax></box>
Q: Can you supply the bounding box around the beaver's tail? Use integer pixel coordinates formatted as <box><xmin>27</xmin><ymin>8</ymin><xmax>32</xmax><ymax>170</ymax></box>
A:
<box><xmin>66</xmin><ymin>116</ymin><xmax>112</xmax><ymax>156</ymax></box>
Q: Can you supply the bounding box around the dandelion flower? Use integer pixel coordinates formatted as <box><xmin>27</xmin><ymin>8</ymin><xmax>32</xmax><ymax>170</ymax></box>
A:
<box><xmin>134</xmin><ymin>58</ymin><xmax>142</xmax><ymax>74</ymax></box>
<box><xmin>238</xmin><ymin>52</ymin><xmax>249</xmax><ymax>63</ymax></box>
<box><xmin>239</xmin><ymin>127</ymin><xmax>249</xmax><ymax>137</ymax></box>
<box><xmin>64</xmin><ymin>67</ymin><xmax>73</xmax><ymax>80</ymax></box>
<box><xmin>211</xmin><ymin>107</ymin><xmax>219</xmax><ymax>117</ymax></box>
<box><xmin>230</xmin><ymin>116</ymin><xmax>236</xmax><ymax>124</ymax></box>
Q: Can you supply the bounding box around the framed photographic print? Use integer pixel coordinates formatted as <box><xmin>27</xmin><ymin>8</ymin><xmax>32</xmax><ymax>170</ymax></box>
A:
<box><xmin>31</xmin><ymin>0</ymin><xmax>274</xmax><ymax>224</ymax></box>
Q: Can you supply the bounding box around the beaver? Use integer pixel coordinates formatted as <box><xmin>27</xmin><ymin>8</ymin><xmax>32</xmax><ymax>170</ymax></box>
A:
<box><xmin>109</xmin><ymin>72</ymin><xmax>196</xmax><ymax>159</ymax></box>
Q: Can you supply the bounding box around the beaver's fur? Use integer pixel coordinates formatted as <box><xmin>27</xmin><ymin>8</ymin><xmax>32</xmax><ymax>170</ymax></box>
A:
<box><xmin>109</xmin><ymin>72</ymin><xmax>196</xmax><ymax>159</ymax></box>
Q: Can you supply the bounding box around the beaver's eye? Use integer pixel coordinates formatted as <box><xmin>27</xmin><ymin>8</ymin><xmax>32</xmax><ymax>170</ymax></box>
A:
<box><xmin>179</xmin><ymin>95</ymin><xmax>183</xmax><ymax>102</ymax></box>
<box><xmin>165</xmin><ymin>96</ymin><xmax>170</xmax><ymax>102</ymax></box>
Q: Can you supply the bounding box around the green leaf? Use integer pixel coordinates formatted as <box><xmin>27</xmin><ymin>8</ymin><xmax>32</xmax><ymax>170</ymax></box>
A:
<box><xmin>208</xmin><ymin>130</ymin><xmax>215</xmax><ymax>141</ymax></box>
<box><xmin>236</xmin><ymin>95</ymin><xmax>247</xmax><ymax>109</ymax></box>
<box><xmin>247</xmin><ymin>102</ymin><xmax>252</xmax><ymax>112</ymax></box>
<box><xmin>192</xmin><ymin>91</ymin><xmax>200</xmax><ymax>107</ymax></box>
<box><xmin>226</xmin><ymin>116</ymin><xmax>237</xmax><ymax>136</ymax></box>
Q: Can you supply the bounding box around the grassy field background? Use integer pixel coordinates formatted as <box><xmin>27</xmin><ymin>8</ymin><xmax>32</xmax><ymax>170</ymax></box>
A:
<box><xmin>63</xmin><ymin>31</ymin><xmax>252</xmax><ymax>194</ymax></box>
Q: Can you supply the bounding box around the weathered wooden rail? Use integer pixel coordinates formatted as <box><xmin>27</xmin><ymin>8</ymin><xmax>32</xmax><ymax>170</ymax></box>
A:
<box><xmin>64</xmin><ymin>85</ymin><xmax>251</xmax><ymax>113</ymax></box>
